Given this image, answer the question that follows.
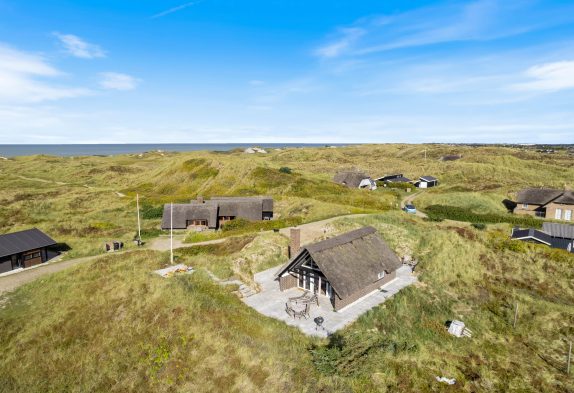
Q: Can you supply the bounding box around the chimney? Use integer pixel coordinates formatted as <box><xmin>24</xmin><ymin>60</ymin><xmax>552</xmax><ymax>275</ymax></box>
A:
<box><xmin>289</xmin><ymin>228</ymin><xmax>301</xmax><ymax>258</ymax></box>
<box><xmin>197</xmin><ymin>196</ymin><xmax>204</xmax><ymax>204</ymax></box>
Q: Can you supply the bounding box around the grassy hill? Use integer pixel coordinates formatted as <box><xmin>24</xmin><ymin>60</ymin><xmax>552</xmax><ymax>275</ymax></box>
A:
<box><xmin>1</xmin><ymin>144</ymin><xmax>572</xmax><ymax>257</ymax></box>
<box><xmin>0</xmin><ymin>144</ymin><xmax>573</xmax><ymax>392</ymax></box>
<box><xmin>0</xmin><ymin>213</ymin><xmax>572</xmax><ymax>392</ymax></box>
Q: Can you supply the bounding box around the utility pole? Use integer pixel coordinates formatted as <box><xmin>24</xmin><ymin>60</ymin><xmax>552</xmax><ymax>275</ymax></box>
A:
<box><xmin>170</xmin><ymin>202</ymin><xmax>174</xmax><ymax>264</ymax></box>
<box><xmin>136</xmin><ymin>193</ymin><xmax>141</xmax><ymax>245</ymax></box>
<box><xmin>513</xmin><ymin>303</ymin><xmax>519</xmax><ymax>329</ymax></box>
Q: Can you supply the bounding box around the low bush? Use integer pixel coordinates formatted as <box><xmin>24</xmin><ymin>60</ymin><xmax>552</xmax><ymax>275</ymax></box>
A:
<box><xmin>221</xmin><ymin>217</ymin><xmax>303</xmax><ymax>233</ymax></box>
<box><xmin>141</xmin><ymin>205</ymin><xmax>164</xmax><ymax>219</ymax></box>
<box><xmin>425</xmin><ymin>205</ymin><xmax>543</xmax><ymax>228</ymax></box>
<box><xmin>378</xmin><ymin>181</ymin><xmax>413</xmax><ymax>190</ymax></box>
<box><xmin>472</xmin><ymin>222</ymin><xmax>487</xmax><ymax>230</ymax></box>
<box><xmin>279</xmin><ymin>167</ymin><xmax>293</xmax><ymax>174</ymax></box>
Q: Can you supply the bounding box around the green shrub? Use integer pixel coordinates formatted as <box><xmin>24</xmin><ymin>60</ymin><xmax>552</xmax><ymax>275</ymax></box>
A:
<box><xmin>279</xmin><ymin>167</ymin><xmax>293</xmax><ymax>174</ymax></box>
<box><xmin>472</xmin><ymin>222</ymin><xmax>487</xmax><ymax>230</ymax></box>
<box><xmin>141</xmin><ymin>205</ymin><xmax>164</xmax><ymax>219</ymax></box>
<box><xmin>425</xmin><ymin>205</ymin><xmax>542</xmax><ymax>228</ymax></box>
<box><xmin>378</xmin><ymin>181</ymin><xmax>413</xmax><ymax>190</ymax></box>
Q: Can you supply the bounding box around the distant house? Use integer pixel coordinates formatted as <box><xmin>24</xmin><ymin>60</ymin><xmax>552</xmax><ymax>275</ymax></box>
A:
<box><xmin>161</xmin><ymin>196</ymin><xmax>273</xmax><ymax>230</ymax></box>
<box><xmin>0</xmin><ymin>228</ymin><xmax>57</xmax><ymax>273</ymax></box>
<box><xmin>333</xmin><ymin>171</ymin><xmax>377</xmax><ymax>190</ymax></box>
<box><xmin>511</xmin><ymin>222</ymin><xmax>574</xmax><ymax>253</ymax></box>
<box><xmin>416</xmin><ymin>176</ymin><xmax>439</xmax><ymax>188</ymax></box>
<box><xmin>275</xmin><ymin>226</ymin><xmax>402</xmax><ymax>311</ymax></box>
<box><xmin>514</xmin><ymin>188</ymin><xmax>574</xmax><ymax>220</ymax></box>
<box><xmin>374</xmin><ymin>174</ymin><xmax>413</xmax><ymax>183</ymax></box>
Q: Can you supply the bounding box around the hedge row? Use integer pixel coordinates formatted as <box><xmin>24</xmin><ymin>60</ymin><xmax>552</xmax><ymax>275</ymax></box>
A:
<box><xmin>425</xmin><ymin>205</ymin><xmax>543</xmax><ymax>228</ymax></box>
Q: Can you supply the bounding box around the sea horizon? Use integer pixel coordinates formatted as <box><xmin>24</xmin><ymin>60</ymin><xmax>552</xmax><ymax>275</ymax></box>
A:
<box><xmin>0</xmin><ymin>143</ymin><xmax>350</xmax><ymax>158</ymax></box>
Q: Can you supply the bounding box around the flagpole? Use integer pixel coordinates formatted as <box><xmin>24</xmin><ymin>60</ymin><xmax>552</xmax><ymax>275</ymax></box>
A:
<box><xmin>136</xmin><ymin>193</ymin><xmax>141</xmax><ymax>244</ymax></box>
<box><xmin>170</xmin><ymin>202</ymin><xmax>174</xmax><ymax>264</ymax></box>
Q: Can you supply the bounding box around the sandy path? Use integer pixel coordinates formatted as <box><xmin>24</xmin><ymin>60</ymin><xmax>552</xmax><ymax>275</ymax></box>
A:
<box><xmin>400</xmin><ymin>191</ymin><xmax>427</xmax><ymax>218</ymax></box>
<box><xmin>0</xmin><ymin>255</ymin><xmax>98</xmax><ymax>295</ymax></box>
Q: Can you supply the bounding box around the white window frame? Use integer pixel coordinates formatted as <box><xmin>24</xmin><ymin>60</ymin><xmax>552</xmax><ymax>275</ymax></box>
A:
<box><xmin>555</xmin><ymin>208</ymin><xmax>563</xmax><ymax>220</ymax></box>
<box><xmin>565</xmin><ymin>210</ymin><xmax>572</xmax><ymax>221</ymax></box>
<box><xmin>377</xmin><ymin>271</ymin><xmax>386</xmax><ymax>280</ymax></box>
<box><xmin>522</xmin><ymin>203</ymin><xmax>528</xmax><ymax>209</ymax></box>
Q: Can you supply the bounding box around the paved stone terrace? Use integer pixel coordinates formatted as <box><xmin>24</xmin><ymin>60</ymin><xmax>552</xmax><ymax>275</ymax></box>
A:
<box><xmin>243</xmin><ymin>265</ymin><xmax>417</xmax><ymax>337</ymax></box>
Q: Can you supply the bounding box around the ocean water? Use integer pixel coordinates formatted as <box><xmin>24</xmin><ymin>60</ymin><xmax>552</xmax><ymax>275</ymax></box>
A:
<box><xmin>0</xmin><ymin>143</ymin><xmax>346</xmax><ymax>158</ymax></box>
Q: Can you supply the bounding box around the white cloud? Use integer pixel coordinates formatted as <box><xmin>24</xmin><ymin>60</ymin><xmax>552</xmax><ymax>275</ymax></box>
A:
<box><xmin>512</xmin><ymin>61</ymin><xmax>574</xmax><ymax>92</ymax></box>
<box><xmin>151</xmin><ymin>1</ymin><xmax>202</xmax><ymax>19</ymax></box>
<box><xmin>314</xmin><ymin>0</ymin><xmax>574</xmax><ymax>58</ymax></box>
<box><xmin>315</xmin><ymin>28</ymin><xmax>365</xmax><ymax>58</ymax></box>
<box><xmin>249</xmin><ymin>79</ymin><xmax>265</xmax><ymax>86</ymax></box>
<box><xmin>98</xmin><ymin>72</ymin><xmax>140</xmax><ymax>90</ymax></box>
<box><xmin>54</xmin><ymin>33</ymin><xmax>105</xmax><ymax>59</ymax></box>
<box><xmin>0</xmin><ymin>44</ymin><xmax>91</xmax><ymax>103</ymax></box>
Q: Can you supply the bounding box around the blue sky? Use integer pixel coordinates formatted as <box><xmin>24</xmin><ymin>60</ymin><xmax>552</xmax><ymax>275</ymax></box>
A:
<box><xmin>1</xmin><ymin>0</ymin><xmax>574</xmax><ymax>143</ymax></box>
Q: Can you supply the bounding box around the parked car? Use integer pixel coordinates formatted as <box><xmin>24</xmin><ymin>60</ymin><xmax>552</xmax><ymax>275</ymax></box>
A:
<box><xmin>403</xmin><ymin>204</ymin><xmax>417</xmax><ymax>214</ymax></box>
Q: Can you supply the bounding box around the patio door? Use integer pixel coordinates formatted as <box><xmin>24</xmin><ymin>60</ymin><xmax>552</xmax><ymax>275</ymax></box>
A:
<box><xmin>298</xmin><ymin>271</ymin><xmax>315</xmax><ymax>291</ymax></box>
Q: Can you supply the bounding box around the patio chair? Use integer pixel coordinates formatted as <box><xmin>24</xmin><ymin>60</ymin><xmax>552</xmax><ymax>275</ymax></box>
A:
<box><xmin>288</xmin><ymin>291</ymin><xmax>309</xmax><ymax>304</ymax></box>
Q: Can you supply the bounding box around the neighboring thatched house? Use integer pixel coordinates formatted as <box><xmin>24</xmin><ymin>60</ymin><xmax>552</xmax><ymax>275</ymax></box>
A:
<box><xmin>161</xmin><ymin>196</ymin><xmax>273</xmax><ymax>230</ymax></box>
<box><xmin>514</xmin><ymin>188</ymin><xmax>573</xmax><ymax>220</ymax></box>
<box><xmin>0</xmin><ymin>228</ymin><xmax>57</xmax><ymax>273</ymax></box>
<box><xmin>511</xmin><ymin>222</ymin><xmax>574</xmax><ymax>253</ymax></box>
<box><xmin>333</xmin><ymin>171</ymin><xmax>377</xmax><ymax>190</ymax></box>
<box><xmin>275</xmin><ymin>226</ymin><xmax>402</xmax><ymax>311</ymax></box>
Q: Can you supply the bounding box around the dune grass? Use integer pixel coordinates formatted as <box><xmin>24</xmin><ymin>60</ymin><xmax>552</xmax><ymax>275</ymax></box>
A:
<box><xmin>0</xmin><ymin>212</ymin><xmax>572</xmax><ymax>392</ymax></box>
<box><xmin>1</xmin><ymin>144</ymin><xmax>572</xmax><ymax>258</ymax></box>
<box><xmin>0</xmin><ymin>145</ymin><xmax>573</xmax><ymax>392</ymax></box>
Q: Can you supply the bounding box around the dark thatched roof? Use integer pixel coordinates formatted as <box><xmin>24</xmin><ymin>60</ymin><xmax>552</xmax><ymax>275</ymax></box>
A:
<box><xmin>276</xmin><ymin>226</ymin><xmax>402</xmax><ymax>299</ymax></box>
<box><xmin>554</xmin><ymin>191</ymin><xmax>574</xmax><ymax>204</ymax></box>
<box><xmin>161</xmin><ymin>203</ymin><xmax>218</xmax><ymax>229</ymax></box>
<box><xmin>333</xmin><ymin>171</ymin><xmax>372</xmax><ymax>188</ymax></box>
<box><xmin>161</xmin><ymin>196</ymin><xmax>273</xmax><ymax>229</ymax></box>
<box><xmin>0</xmin><ymin>228</ymin><xmax>56</xmax><ymax>259</ymax></box>
<box><xmin>515</xmin><ymin>188</ymin><xmax>563</xmax><ymax>205</ymax></box>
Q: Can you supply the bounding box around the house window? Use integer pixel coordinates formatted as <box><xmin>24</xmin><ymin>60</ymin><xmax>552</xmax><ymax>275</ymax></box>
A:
<box><xmin>24</xmin><ymin>252</ymin><xmax>41</xmax><ymax>261</ymax></box>
<box><xmin>555</xmin><ymin>208</ymin><xmax>563</xmax><ymax>220</ymax></box>
<box><xmin>565</xmin><ymin>210</ymin><xmax>572</xmax><ymax>221</ymax></box>
<box><xmin>377</xmin><ymin>271</ymin><xmax>385</xmax><ymax>280</ymax></box>
<box><xmin>522</xmin><ymin>203</ymin><xmax>528</xmax><ymax>209</ymax></box>
<box><xmin>302</xmin><ymin>259</ymin><xmax>320</xmax><ymax>270</ymax></box>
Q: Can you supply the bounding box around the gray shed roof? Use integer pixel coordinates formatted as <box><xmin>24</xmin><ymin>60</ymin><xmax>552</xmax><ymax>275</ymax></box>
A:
<box><xmin>511</xmin><ymin>228</ymin><xmax>552</xmax><ymax>245</ymax></box>
<box><xmin>277</xmin><ymin>226</ymin><xmax>402</xmax><ymax>299</ymax></box>
<box><xmin>515</xmin><ymin>188</ymin><xmax>563</xmax><ymax>205</ymax></box>
<box><xmin>420</xmin><ymin>176</ymin><xmax>438</xmax><ymax>182</ymax></box>
<box><xmin>542</xmin><ymin>222</ymin><xmax>574</xmax><ymax>239</ymax></box>
<box><xmin>333</xmin><ymin>171</ymin><xmax>372</xmax><ymax>188</ymax></box>
<box><xmin>0</xmin><ymin>228</ymin><xmax>56</xmax><ymax>259</ymax></box>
